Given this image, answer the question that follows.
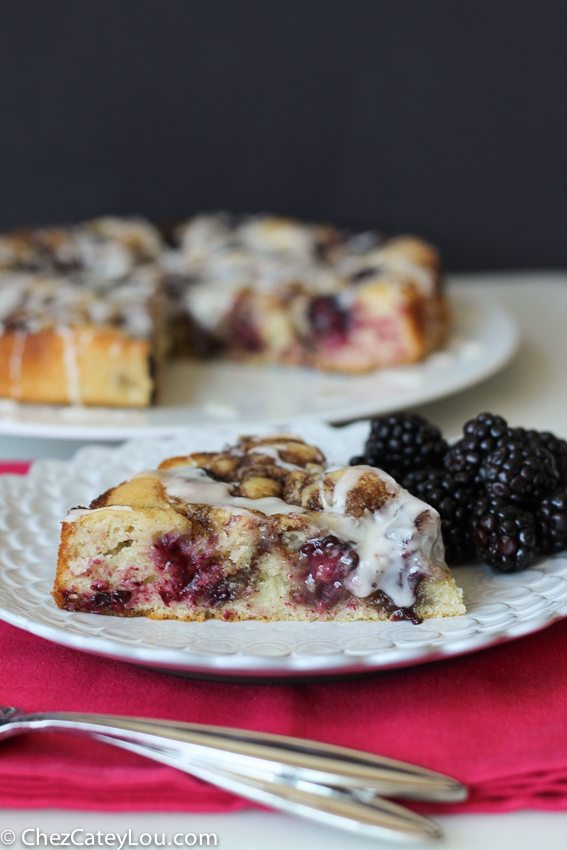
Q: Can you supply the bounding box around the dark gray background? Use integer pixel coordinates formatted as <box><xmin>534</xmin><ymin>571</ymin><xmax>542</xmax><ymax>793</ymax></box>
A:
<box><xmin>1</xmin><ymin>0</ymin><xmax>565</xmax><ymax>270</ymax></box>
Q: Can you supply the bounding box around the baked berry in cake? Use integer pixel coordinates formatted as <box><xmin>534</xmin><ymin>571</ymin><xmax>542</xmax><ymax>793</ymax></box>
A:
<box><xmin>53</xmin><ymin>435</ymin><xmax>465</xmax><ymax>622</ymax></box>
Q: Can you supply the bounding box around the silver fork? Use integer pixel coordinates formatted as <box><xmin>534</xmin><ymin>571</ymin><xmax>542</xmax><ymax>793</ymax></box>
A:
<box><xmin>0</xmin><ymin>707</ymin><xmax>466</xmax><ymax>842</ymax></box>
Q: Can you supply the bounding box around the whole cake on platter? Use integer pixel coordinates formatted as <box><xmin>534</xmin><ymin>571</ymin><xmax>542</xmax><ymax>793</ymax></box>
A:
<box><xmin>53</xmin><ymin>434</ymin><xmax>465</xmax><ymax>623</ymax></box>
<box><xmin>0</xmin><ymin>213</ymin><xmax>448</xmax><ymax>407</ymax></box>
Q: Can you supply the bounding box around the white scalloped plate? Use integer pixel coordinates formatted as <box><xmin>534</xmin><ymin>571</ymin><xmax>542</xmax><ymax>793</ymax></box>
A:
<box><xmin>0</xmin><ymin>284</ymin><xmax>518</xmax><ymax>440</ymax></box>
<box><xmin>0</xmin><ymin>420</ymin><xmax>565</xmax><ymax>681</ymax></box>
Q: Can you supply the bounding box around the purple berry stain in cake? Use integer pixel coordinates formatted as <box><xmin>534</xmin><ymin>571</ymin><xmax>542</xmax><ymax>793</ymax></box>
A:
<box><xmin>229</xmin><ymin>316</ymin><xmax>263</xmax><ymax>352</ymax></box>
<box><xmin>390</xmin><ymin>608</ymin><xmax>421</xmax><ymax>624</ymax></box>
<box><xmin>62</xmin><ymin>584</ymin><xmax>132</xmax><ymax>613</ymax></box>
<box><xmin>308</xmin><ymin>296</ymin><xmax>350</xmax><ymax>348</ymax></box>
<box><xmin>151</xmin><ymin>531</ymin><xmax>235</xmax><ymax>607</ymax></box>
<box><xmin>297</xmin><ymin>535</ymin><xmax>359</xmax><ymax>613</ymax></box>
<box><xmin>89</xmin><ymin>589</ymin><xmax>132</xmax><ymax>612</ymax></box>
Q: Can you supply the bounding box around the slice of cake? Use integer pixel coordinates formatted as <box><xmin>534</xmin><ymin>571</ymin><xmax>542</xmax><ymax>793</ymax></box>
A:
<box><xmin>53</xmin><ymin>435</ymin><xmax>465</xmax><ymax>622</ymax></box>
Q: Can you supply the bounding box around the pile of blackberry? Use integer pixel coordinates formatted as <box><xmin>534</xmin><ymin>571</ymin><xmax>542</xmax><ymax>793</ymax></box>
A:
<box><xmin>351</xmin><ymin>411</ymin><xmax>567</xmax><ymax>573</ymax></box>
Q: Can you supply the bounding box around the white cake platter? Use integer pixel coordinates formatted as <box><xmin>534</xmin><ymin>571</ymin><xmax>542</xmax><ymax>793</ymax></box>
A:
<box><xmin>0</xmin><ymin>281</ymin><xmax>518</xmax><ymax>441</ymax></box>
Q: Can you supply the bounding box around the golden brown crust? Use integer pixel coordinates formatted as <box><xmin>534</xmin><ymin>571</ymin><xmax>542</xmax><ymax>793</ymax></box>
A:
<box><xmin>238</xmin><ymin>476</ymin><xmax>283</xmax><ymax>499</ymax></box>
<box><xmin>237</xmin><ymin>435</ymin><xmax>326</xmax><ymax>467</ymax></box>
<box><xmin>379</xmin><ymin>236</ymin><xmax>441</xmax><ymax>272</ymax></box>
<box><xmin>91</xmin><ymin>475</ymin><xmax>171</xmax><ymax>510</ymax></box>
<box><xmin>343</xmin><ymin>471</ymin><xmax>394</xmax><ymax>517</ymax></box>
<box><xmin>52</xmin><ymin>519</ymin><xmax>77</xmax><ymax>608</ymax></box>
<box><xmin>90</xmin><ymin>439</ymin><xmax>394</xmax><ymax>523</ymax></box>
<box><xmin>0</xmin><ymin>325</ymin><xmax>154</xmax><ymax>406</ymax></box>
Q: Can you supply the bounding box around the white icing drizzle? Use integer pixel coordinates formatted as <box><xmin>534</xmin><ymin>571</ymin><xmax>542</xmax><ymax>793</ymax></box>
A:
<box><xmin>185</xmin><ymin>278</ymin><xmax>243</xmax><ymax>331</ymax></box>
<box><xmin>318</xmin><ymin>464</ymin><xmax>376</xmax><ymax>511</ymax></box>
<box><xmin>317</xmin><ymin>494</ymin><xmax>444</xmax><ymax>608</ymax></box>
<box><xmin>318</xmin><ymin>476</ymin><xmax>330</xmax><ymax>510</ymax></box>
<box><xmin>8</xmin><ymin>330</ymin><xmax>26</xmax><ymax>400</ymax></box>
<box><xmin>239</xmin><ymin>216</ymin><xmax>318</xmax><ymax>259</ymax></box>
<box><xmin>68</xmin><ymin>458</ymin><xmax>445</xmax><ymax>608</ymax></box>
<box><xmin>63</xmin><ymin>505</ymin><xmax>134</xmax><ymax>522</ymax></box>
<box><xmin>309</xmin><ymin>465</ymin><xmax>445</xmax><ymax>608</ymax></box>
<box><xmin>328</xmin><ymin>465</ymin><xmax>367</xmax><ymax>513</ymax></box>
<box><xmin>78</xmin><ymin>327</ymin><xmax>95</xmax><ymax>349</ymax></box>
<box><xmin>137</xmin><ymin>466</ymin><xmax>307</xmax><ymax>518</ymax></box>
<box><xmin>246</xmin><ymin>444</ymin><xmax>306</xmax><ymax>472</ymax></box>
<box><xmin>168</xmin><ymin>213</ymin><xmax>439</xmax><ymax>337</ymax></box>
<box><xmin>335</xmin><ymin>249</ymin><xmax>435</xmax><ymax>297</ymax></box>
<box><xmin>0</xmin><ymin>274</ymin><xmax>28</xmax><ymax>321</ymax></box>
<box><xmin>57</xmin><ymin>326</ymin><xmax>82</xmax><ymax>405</ymax></box>
<box><xmin>0</xmin><ymin>266</ymin><xmax>158</xmax><ymax>340</ymax></box>
<box><xmin>134</xmin><ymin>462</ymin><xmax>445</xmax><ymax>609</ymax></box>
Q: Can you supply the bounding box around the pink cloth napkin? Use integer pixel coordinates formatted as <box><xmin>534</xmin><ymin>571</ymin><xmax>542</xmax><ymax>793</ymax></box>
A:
<box><xmin>2</xmin><ymin>462</ymin><xmax>567</xmax><ymax>814</ymax></box>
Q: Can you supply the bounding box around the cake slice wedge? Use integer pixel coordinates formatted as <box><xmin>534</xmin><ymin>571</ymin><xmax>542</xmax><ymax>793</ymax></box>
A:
<box><xmin>53</xmin><ymin>436</ymin><xmax>465</xmax><ymax>622</ymax></box>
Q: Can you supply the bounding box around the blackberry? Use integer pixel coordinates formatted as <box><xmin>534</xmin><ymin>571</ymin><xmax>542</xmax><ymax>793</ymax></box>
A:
<box><xmin>402</xmin><ymin>468</ymin><xmax>473</xmax><ymax>565</ymax></box>
<box><xmin>536</xmin><ymin>487</ymin><xmax>567</xmax><ymax>554</ymax></box>
<box><xmin>469</xmin><ymin>498</ymin><xmax>537</xmax><ymax>572</ymax></box>
<box><xmin>350</xmin><ymin>413</ymin><xmax>447</xmax><ymax>480</ymax></box>
<box><xmin>444</xmin><ymin>412</ymin><xmax>513</xmax><ymax>486</ymax></box>
<box><xmin>479</xmin><ymin>440</ymin><xmax>559</xmax><ymax>504</ymax></box>
<box><xmin>526</xmin><ymin>431</ymin><xmax>567</xmax><ymax>485</ymax></box>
